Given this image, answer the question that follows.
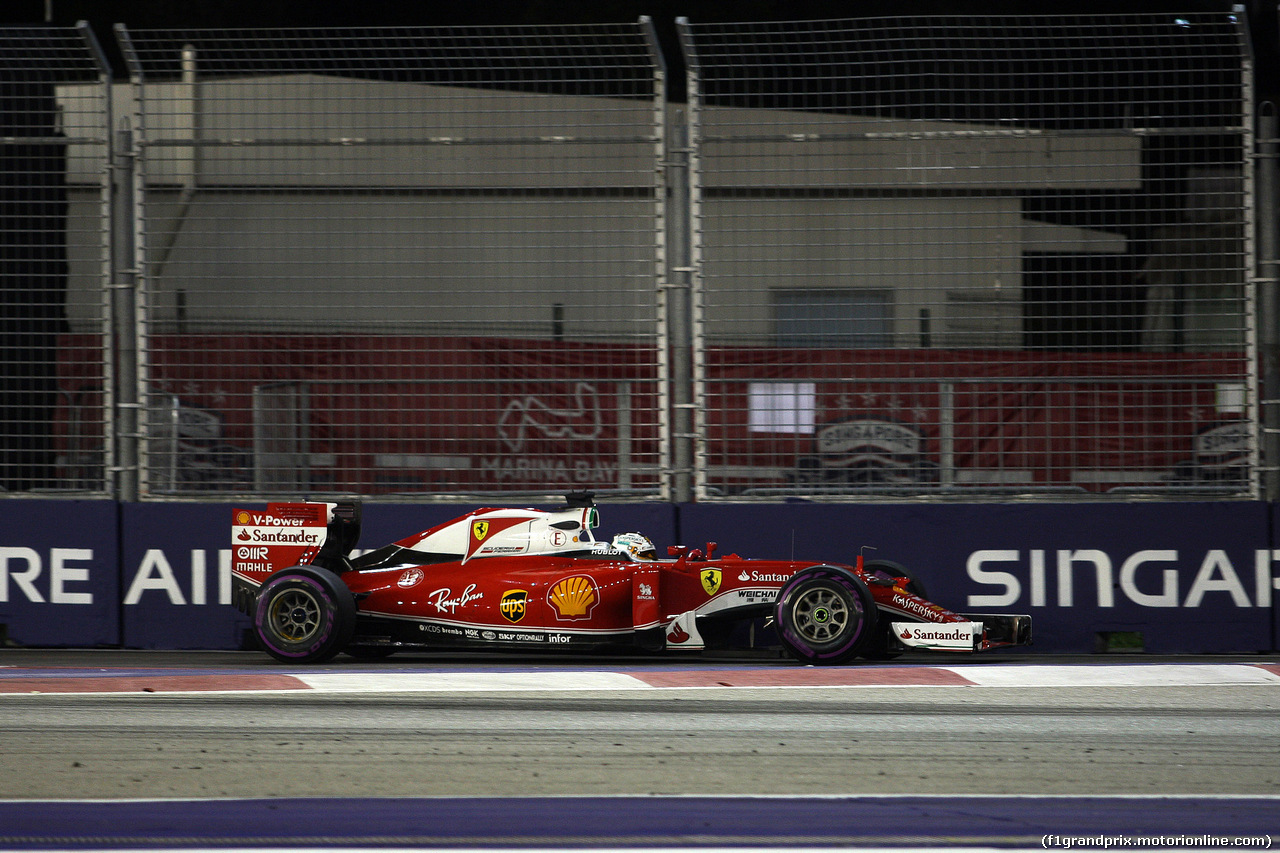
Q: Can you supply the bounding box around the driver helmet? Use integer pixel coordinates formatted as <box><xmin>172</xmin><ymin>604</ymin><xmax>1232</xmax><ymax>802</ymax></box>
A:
<box><xmin>611</xmin><ymin>532</ymin><xmax>655</xmax><ymax>561</ymax></box>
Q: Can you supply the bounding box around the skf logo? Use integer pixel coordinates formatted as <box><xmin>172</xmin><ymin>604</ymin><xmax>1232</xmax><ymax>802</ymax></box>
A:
<box><xmin>701</xmin><ymin>569</ymin><xmax>722</xmax><ymax>596</ymax></box>
<box><xmin>472</xmin><ymin>521</ymin><xmax>490</xmax><ymax>542</ymax></box>
<box><xmin>500</xmin><ymin>589</ymin><xmax>528</xmax><ymax>623</ymax></box>
<box><xmin>548</xmin><ymin>575</ymin><xmax>598</xmax><ymax>620</ymax></box>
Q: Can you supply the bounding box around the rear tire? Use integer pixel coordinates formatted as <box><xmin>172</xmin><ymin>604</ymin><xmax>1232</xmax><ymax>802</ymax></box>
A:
<box><xmin>775</xmin><ymin>566</ymin><xmax>876</xmax><ymax>665</ymax></box>
<box><xmin>254</xmin><ymin>567</ymin><xmax>356</xmax><ymax>663</ymax></box>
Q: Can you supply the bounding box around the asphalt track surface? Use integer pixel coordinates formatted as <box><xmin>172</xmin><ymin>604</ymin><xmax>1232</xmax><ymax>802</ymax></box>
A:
<box><xmin>0</xmin><ymin>649</ymin><xmax>1277</xmax><ymax>850</ymax></box>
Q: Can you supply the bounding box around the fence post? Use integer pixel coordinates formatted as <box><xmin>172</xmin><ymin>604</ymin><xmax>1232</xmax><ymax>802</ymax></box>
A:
<box><xmin>1259</xmin><ymin>102</ymin><xmax>1279</xmax><ymax>501</ymax></box>
<box><xmin>77</xmin><ymin>21</ymin><xmax>117</xmax><ymax>498</ymax></box>
<box><xmin>110</xmin><ymin>119</ymin><xmax>139</xmax><ymax>502</ymax></box>
<box><xmin>110</xmin><ymin>109</ymin><xmax>140</xmax><ymax>501</ymax></box>
<box><xmin>667</xmin><ymin>113</ymin><xmax>695</xmax><ymax>503</ymax></box>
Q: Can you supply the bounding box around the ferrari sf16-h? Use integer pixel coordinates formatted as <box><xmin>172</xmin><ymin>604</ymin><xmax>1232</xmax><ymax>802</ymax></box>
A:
<box><xmin>231</xmin><ymin>493</ymin><xmax>1031</xmax><ymax>665</ymax></box>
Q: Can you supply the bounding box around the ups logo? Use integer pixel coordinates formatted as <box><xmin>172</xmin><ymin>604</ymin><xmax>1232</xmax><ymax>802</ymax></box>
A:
<box><xmin>500</xmin><ymin>589</ymin><xmax>528</xmax><ymax>623</ymax></box>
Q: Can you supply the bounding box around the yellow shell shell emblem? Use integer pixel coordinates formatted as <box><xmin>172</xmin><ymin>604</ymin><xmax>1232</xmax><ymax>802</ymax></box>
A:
<box><xmin>701</xmin><ymin>569</ymin><xmax>722</xmax><ymax>596</ymax></box>
<box><xmin>548</xmin><ymin>575</ymin><xmax>598</xmax><ymax>620</ymax></box>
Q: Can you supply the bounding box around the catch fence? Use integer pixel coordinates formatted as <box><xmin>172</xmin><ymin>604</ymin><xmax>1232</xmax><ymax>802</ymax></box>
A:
<box><xmin>117</xmin><ymin>22</ymin><xmax>669</xmax><ymax>499</ymax></box>
<box><xmin>678</xmin><ymin>13</ymin><xmax>1256</xmax><ymax>498</ymax></box>
<box><xmin>0</xmin><ymin>23</ymin><xmax>112</xmax><ymax>495</ymax></box>
<box><xmin>0</xmin><ymin>12</ymin><xmax>1264</xmax><ymax>501</ymax></box>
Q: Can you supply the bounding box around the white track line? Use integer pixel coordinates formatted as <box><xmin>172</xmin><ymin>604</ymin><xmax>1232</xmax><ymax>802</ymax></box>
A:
<box><xmin>954</xmin><ymin>663</ymin><xmax>1280</xmax><ymax>688</ymax></box>
<box><xmin>297</xmin><ymin>671</ymin><xmax>648</xmax><ymax>693</ymax></box>
<box><xmin>293</xmin><ymin>663</ymin><xmax>1280</xmax><ymax>693</ymax></box>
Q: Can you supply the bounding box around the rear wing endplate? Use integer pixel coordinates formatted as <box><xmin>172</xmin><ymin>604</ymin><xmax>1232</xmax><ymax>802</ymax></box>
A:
<box><xmin>231</xmin><ymin>500</ymin><xmax>362</xmax><ymax>586</ymax></box>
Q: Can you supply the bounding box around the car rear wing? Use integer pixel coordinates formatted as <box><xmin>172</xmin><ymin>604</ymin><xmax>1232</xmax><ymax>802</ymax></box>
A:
<box><xmin>232</xmin><ymin>500</ymin><xmax>362</xmax><ymax>588</ymax></box>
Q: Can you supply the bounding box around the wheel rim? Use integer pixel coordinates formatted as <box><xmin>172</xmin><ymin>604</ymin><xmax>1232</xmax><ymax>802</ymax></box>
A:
<box><xmin>790</xmin><ymin>585</ymin><xmax>852</xmax><ymax>644</ymax></box>
<box><xmin>268</xmin><ymin>588</ymin><xmax>322</xmax><ymax>643</ymax></box>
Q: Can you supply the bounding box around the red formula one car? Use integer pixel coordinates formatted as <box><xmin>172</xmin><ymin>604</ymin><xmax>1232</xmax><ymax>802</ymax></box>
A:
<box><xmin>231</xmin><ymin>493</ymin><xmax>1031</xmax><ymax>665</ymax></box>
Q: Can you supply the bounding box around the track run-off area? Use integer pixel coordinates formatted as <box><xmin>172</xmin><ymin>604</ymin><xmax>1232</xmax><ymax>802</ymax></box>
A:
<box><xmin>0</xmin><ymin>650</ymin><xmax>1277</xmax><ymax>851</ymax></box>
<box><xmin>2</xmin><ymin>659</ymin><xmax>1279</xmax><ymax>694</ymax></box>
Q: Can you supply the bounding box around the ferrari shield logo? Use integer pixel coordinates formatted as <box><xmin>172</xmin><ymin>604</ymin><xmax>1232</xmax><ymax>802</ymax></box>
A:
<box><xmin>701</xmin><ymin>569</ymin><xmax>722</xmax><ymax>596</ymax></box>
<box><xmin>472</xmin><ymin>521</ymin><xmax>489</xmax><ymax>541</ymax></box>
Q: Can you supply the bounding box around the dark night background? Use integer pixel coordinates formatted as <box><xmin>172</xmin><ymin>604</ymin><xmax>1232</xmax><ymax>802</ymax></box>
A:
<box><xmin>4</xmin><ymin>0</ymin><xmax>1278</xmax><ymax>101</ymax></box>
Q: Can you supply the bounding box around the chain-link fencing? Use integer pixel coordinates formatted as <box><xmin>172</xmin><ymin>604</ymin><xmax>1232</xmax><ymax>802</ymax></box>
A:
<box><xmin>679</xmin><ymin>12</ymin><xmax>1256</xmax><ymax>498</ymax></box>
<box><xmin>114</xmin><ymin>22</ymin><xmax>668</xmax><ymax>498</ymax></box>
<box><xmin>0</xmin><ymin>14</ymin><xmax>1265</xmax><ymax>501</ymax></box>
<box><xmin>1</xmin><ymin>24</ymin><xmax>112</xmax><ymax>495</ymax></box>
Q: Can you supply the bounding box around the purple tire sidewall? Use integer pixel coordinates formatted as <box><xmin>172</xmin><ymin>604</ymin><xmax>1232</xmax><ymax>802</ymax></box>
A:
<box><xmin>775</xmin><ymin>567</ymin><xmax>870</xmax><ymax>661</ymax></box>
<box><xmin>255</xmin><ymin>574</ymin><xmax>337</xmax><ymax>659</ymax></box>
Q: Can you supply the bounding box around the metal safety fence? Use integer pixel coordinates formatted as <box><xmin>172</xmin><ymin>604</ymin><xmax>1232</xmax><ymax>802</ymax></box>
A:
<box><xmin>0</xmin><ymin>24</ymin><xmax>112</xmax><ymax>495</ymax></box>
<box><xmin>116</xmin><ymin>22</ymin><xmax>668</xmax><ymax>499</ymax></box>
<box><xmin>0</xmin><ymin>13</ymin><xmax>1265</xmax><ymax>502</ymax></box>
<box><xmin>678</xmin><ymin>12</ymin><xmax>1257</xmax><ymax>498</ymax></box>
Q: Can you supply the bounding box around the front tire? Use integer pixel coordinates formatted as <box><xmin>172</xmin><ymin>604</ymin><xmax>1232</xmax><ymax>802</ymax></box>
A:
<box><xmin>775</xmin><ymin>566</ymin><xmax>877</xmax><ymax>665</ymax></box>
<box><xmin>254</xmin><ymin>567</ymin><xmax>356</xmax><ymax>663</ymax></box>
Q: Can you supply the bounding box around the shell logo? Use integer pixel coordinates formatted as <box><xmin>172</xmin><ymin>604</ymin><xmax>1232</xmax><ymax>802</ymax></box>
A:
<box><xmin>548</xmin><ymin>575</ymin><xmax>598</xmax><ymax>620</ymax></box>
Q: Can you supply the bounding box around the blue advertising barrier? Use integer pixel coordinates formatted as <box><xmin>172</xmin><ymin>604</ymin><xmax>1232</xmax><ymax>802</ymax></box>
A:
<box><xmin>0</xmin><ymin>500</ymin><xmax>120</xmax><ymax>646</ymax></box>
<box><xmin>681</xmin><ymin>501</ymin><xmax>1279</xmax><ymax>654</ymax></box>
<box><xmin>1</xmin><ymin>498</ymin><xmax>1276</xmax><ymax>652</ymax></box>
<box><xmin>1271</xmin><ymin>502</ymin><xmax>1280</xmax><ymax>650</ymax></box>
